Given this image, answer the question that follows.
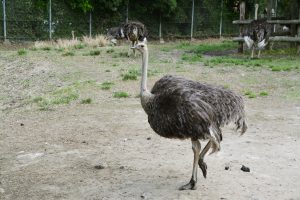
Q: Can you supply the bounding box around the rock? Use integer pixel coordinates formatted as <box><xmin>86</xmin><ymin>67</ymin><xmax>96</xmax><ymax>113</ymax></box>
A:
<box><xmin>141</xmin><ymin>192</ymin><xmax>149</xmax><ymax>199</ymax></box>
<box><xmin>146</xmin><ymin>137</ymin><xmax>151</xmax><ymax>140</ymax></box>
<box><xmin>241</xmin><ymin>165</ymin><xmax>250</xmax><ymax>172</ymax></box>
<box><xmin>94</xmin><ymin>162</ymin><xmax>108</xmax><ymax>169</ymax></box>
<box><xmin>119</xmin><ymin>166</ymin><xmax>125</xmax><ymax>170</ymax></box>
<box><xmin>20</xmin><ymin>123</ymin><xmax>24</xmax><ymax>126</ymax></box>
<box><xmin>225</xmin><ymin>166</ymin><xmax>229</xmax><ymax>170</ymax></box>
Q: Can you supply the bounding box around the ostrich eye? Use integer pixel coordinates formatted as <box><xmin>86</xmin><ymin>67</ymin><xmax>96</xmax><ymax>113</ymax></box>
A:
<box><xmin>140</xmin><ymin>45</ymin><xmax>144</xmax><ymax>48</ymax></box>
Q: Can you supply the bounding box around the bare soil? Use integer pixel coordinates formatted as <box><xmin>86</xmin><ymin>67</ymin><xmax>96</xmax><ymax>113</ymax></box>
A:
<box><xmin>1</xmin><ymin>41</ymin><xmax>300</xmax><ymax>200</ymax></box>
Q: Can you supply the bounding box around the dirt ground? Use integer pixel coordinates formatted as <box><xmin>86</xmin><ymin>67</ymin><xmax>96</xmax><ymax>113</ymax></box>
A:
<box><xmin>1</xmin><ymin>40</ymin><xmax>300</xmax><ymax>200</ymax></box>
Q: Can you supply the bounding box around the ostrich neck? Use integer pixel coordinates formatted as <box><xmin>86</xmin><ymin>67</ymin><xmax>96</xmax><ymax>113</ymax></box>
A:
<box><xmin>140</xmin><ymin>48</ymin><xmax>153</xmax><ymax>113</ymax></box>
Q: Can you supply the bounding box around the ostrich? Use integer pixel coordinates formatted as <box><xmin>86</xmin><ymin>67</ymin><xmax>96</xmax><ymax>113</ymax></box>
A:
<box><xmin>132</xmin><ymin>38</ymin><xmax>247</xmax><ymax>190</ymax></box>
<box><xmin>106</xmin><ymin>26</ymin><xmax>125</xmax><ymax>45</ymax></box>
<box><xmin>243</xmin><ymin>4</ymin><xmax>271</xmax><ymax>58</ymax></box>
<box><xmin>123</xmin><ymin>21</ymin><xmax>148</xmax><ymax>57</ymax></box>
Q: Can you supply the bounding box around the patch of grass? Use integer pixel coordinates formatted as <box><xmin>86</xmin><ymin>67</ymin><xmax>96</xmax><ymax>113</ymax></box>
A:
<box><xmin>259</xmin><ymin>91</ymin><xmax>269</xmax><ymax>96</ymax></box>
<box><xmin>74</xmin><ymin>43</ymin><xmax>86</xmax><ymax>49</ymax></box>
<box><xmin>106</xmin><ymin>49</ymin><xmax>115</xmax><ymax>53</ymax></box>
<box><xmin>62</xmin><ymin>51</ymin><xmax>75</xmax><ymax>56</ymax></box>
<box><xmin>51</xmin><ymin>88</ymin><xmax>79</xmax><ymax>104</ymax></box>
<box><xmin>194</xmin><ymin>41</ymin><xmax>237</xmax><ymax>54</ymax></box>
<box><xmin>89</xmin><ymin>50</ymin><xmax>101</xmax><ymax>56</ymax></box>
<box><xmin>122</xmin><ymin>69</ymin><xmax>139</xmax><ymax>80</ymax></box>
<box><xmin>119</xmin><ymin>52</ymin><xmax>128</xmax><ymax>57</ymax></box>
<box><xmin>17</xmin><ymin>49</ymin><xmax>27</xmax><ymax>55</ymax></box>
<box><xmin>101</xmin><ymin>81</ymin><xmax>114</xmax><ymax>90</ymax></box>
<box><xmin>80</xmin><ymin>98</ymin><xmax>92</xmax><ymax>104</ymax></box>
<box><xmin>32</xmin><ymin>96</ymin><xmax>43</xmax><ymax>103</ymax></box>
<box><xmin>244</xmin><ymin>90</ymin><xmax>257</xmax><ymax>98</ymax></box>
<box><xmin>42</xmin><ymin>46</ymin><xmax>51</xmax><ymax>51</ymax></box>
<box><xmin>112</xmin><ymin>63</ymin><xmax>118</xmax><ymax>67</ymax></box>
<box><xmin>270</xmin><ymin>65</ymin><xmax>292</xmax><ymax>72</ymax></box>
<box><xmin>181</xmin><ymin>53</ymin><xmax>202</xmax><ymax>62</ymax></box>
<box><xmin>113</xmin><ymin>91</ymin><xmax>129</xmax><ymax>98</ymax></box>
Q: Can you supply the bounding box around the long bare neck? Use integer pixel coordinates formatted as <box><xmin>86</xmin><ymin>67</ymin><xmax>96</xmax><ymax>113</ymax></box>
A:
<box><xmin>141</xmin><ymin>48</ymin><xmax>149</xmax><ymax>95</ymax></box>
<box><xmin>140</xmin><ymin>47</ymin><xmax>153</xmax><ymax>113</ymax></box>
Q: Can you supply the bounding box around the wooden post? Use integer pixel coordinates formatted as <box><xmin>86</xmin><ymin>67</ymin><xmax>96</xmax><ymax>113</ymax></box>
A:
<box><xmin>255</xmin><ymin>4</ymin><xmax>259</xmax><ymax>20</ymax></box>
<box><xmin>298</xmin><ymin>8</ymin><xmax>300</xmax><ymax>54</ymax></box>
<box><xmin>238</xmin><ymin>1</ymin><xmax>245</xmax><ymax>53</ymax></box>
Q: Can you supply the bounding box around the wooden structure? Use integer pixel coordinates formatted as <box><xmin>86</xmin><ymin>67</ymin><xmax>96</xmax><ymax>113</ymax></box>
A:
<box><xmin>233</xmin><ymin>2</ymin><xmax>300</xmax><ymax>54</ymax></box>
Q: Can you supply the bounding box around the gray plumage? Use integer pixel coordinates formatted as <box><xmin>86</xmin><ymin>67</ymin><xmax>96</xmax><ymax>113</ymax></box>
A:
<box><xmin>133</xmin><ymin>38</ymin><xmax>247</xmax><ymax>190</ymax></box>
<box><xmin>244</xmin><ymin>19</ymin><xmax>271</xmax><ymax>58</ymax></box>
<box><xmin>145</xmin><ymin>75</ymin><xmax>247</xmax><ymax>143</ymax></box>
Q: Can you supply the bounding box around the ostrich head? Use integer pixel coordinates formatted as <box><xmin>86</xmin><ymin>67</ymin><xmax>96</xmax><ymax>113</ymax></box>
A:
<box><xmin>131</xmin><ymin>38</ymin><xmax>148</xmax><ymax>53</ymax></box>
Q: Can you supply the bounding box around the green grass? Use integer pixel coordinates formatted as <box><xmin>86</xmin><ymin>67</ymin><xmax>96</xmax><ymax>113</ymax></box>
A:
<box><xmin>51</xmin><ymin>88</ymin><xmax>79</xmax><ymax>104</ymax></box>
<box><xmin>181</xmin><ymin>53</ymin><xmax>202</xmax><ymax>62</ymax></box>
<box><xmin>17</xmin><ymin>49</ymin><xmax>27</xmax><ymax>55</ymax></box>
<box><xmin>89</xmin><ymin>50</ymin><xmax>101</xmax><ymax>56</ymax></box>
<box><xmin>62</xmin><ymin>51</ymin><xmax>75</xmax><ymax>56</ymax></box>
<box><xmin>74</xmin><ymin>43</ymin><xmax>86</xmax><ymax>49</ymax></box>
<box><xmin>106</xmin><ymin>49</ymin><xmax>115</xmax><ymax>53</ymax></box>
<box><xmin>42</xmin><ymin>46</ymin><xmax>51</xmax><ymax>51</ymax></box>
<box><xmin>244</xmin><ymin>90</ymin><xmax>257</xmax><ymax>98</ymax></box>
<box><xmin>122</xmin><ymin>69</ymin><xmax>139</xmax><ymax>81</ymax></box>
<box><xmin>113</xmin><ymin>91</ymin><xmax>129</xmax><ymax>98</ymax></box>
<box><xmin>100</xmin><ymin>81</ymin><xmax>114</xmax><ymax>90</ymax></box>
<box><xmin>194</xmin><ymin>41</ymin><xmax>237</xmax><ymax>54</ymax></box>
<box><xmin>259</xmin><ymin>91</ymin><xmax>269</xmax><ymax>96</ymax></box>
<box><xmin>80</xmin><ymin>98</ymin><xmax>92</xmax><ymax>104</ymax></box>
<box><xmin>270</xmin><ymin>65</ymin><xmax>292</xmax><ymax>71</ymax></box>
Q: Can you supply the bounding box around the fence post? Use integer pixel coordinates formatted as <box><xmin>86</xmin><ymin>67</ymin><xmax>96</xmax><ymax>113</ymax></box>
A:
<box><xmin>219</xmin><ymin>0</ymin><xmax>223</xmax><ymax>38</ymax></box>
<box><xmin>190</xmin><ymin>0</ymin><xmax>194</xmax><ymax>40</ymax></box>
<box><xmin>238</xmin><ymin>1</ymin><xmax>245</xmax><ymax>53</ymax></box>
<box><xmin>2</xmin><ymin>0</ymin><xmax>7</xmax><ymax>41</ymax></box>
<box><xmin>49</xmin><ymin>0</ymin><xmax>52</xmax><ymax>40</ymax></box>
<box><xmin>159</xmin><ymin>14</ymin><xmax>164</xmax><ymax>43</ymax></box>
<box><xmin>89</xmin><ymin>11</ymin><xmax>92</xmax><ymax>37</ymax></box>
<box><xmin>126</xmin><ymin>1</ymin><xmax>129</xmax><ymax>23</ymax></box>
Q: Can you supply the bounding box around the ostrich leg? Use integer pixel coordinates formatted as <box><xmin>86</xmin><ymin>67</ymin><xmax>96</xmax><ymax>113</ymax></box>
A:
<box><xmin>179</xmin><ymin>139</ymin><xmax>201</xmax><ymax>190</ymax></box>
<box><xmin>251</xmin><ymin>47</ymin><xmax>255</xmax><ymax>59</ymax></box>
<box><xmin>133</xmin><ymin>40</ymin><xmax>136</xmax><ymax>57</ymax></box>
<box><xmin>198</xmin><ymin>140</ymin><xmax>212</xmax><ymax>178</ymax></box>
<box><xmin>257</xmin><ymin>50</ymin><xmax>261</xmax><ymax>58</ymax></box>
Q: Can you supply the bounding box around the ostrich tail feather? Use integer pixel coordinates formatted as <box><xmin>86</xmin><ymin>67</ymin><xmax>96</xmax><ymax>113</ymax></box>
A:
<box><xmin>244</xmin><ymin>36</ymin><xmax>254</xmax><ymax>49</ymax></box>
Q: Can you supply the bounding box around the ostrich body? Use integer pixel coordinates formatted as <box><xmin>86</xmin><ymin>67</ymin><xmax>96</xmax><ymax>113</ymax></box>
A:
<box><xmin>123</xmin><ymin>21</ymin><xmax>148</xmax><ymax>57</ymax></box>
<box><xmin>133</xmin><ymin>39</ymin><xmax>247</xmax><ymax>190</ymax></box>
<box><xmin>244</xmin><ymin>18</ymin><xmax>270</xmax><ymax>58</ymax></box>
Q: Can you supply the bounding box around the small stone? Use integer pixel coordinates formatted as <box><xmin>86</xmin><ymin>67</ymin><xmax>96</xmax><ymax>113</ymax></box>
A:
<box><xmin>141</xmin><ymin>192</ymin><xmax>148</xmax><ymax>199</ymax></box>
<box><xmin>225</xmin><ymin>166</ymin><xmax>229</xmax><ymax>170</ymax></box>
<box><xmin>20</xmin><ymin>123</ymin><xmax>24</xmax><ymax>126</ymax></box>
<box><xmin>241</xmin><ymin>165</ymin><xmax>250</xmax><ymax>172</ymax></box>
<box><xmin>119</xmin><ymin>166</ymin><xmax>125</xmax><ymax>169</ymax></box>
<box><xmin>146</xmin><ymin>137</ymin><xmax>151</xmax><ymax>140</ymax></box>
<box><xmin>94</xmin><ymin>162</ymin><xmax>108</xmax><ymax>169</ymax></box>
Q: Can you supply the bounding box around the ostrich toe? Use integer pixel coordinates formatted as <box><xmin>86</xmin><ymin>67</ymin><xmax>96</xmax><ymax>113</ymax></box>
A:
<box><xmin>179</xmin><ymin>179</ymin><xmax>197</xmax><ymax>190</ymax></box>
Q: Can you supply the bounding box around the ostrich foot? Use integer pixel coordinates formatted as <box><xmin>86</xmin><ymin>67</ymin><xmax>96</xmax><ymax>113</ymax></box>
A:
<box><xmin>179</xmin><ymin>179</ymin><xmax>197</xmax><ymax>190</ymax></box>
<box><xmin>198</xmin><ymin>159</ymin><xmax>207</xmax><ymax>178</ymax></box>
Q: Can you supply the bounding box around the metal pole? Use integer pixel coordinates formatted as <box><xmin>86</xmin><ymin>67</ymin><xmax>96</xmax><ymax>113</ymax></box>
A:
<box><xmin>126</xmin><ymin>1</ymin><xmax>129</xmax><ymax>23</ymax></box>
<box><xmin>49</xmin><ymin>0</ymin><xmax>52</xmax><ymax>40</ymax></box>
<box><xmin>190</xmin><ymin>0</ymin><xmax>194</xmax><ymax>40</ymax></box>
<box><xmin>2</xmin><ymin>0</ymin><xmax>6</xmax><ymax>41</ymax></box>
<box><xmin>219</xmin><ymin>0</ymin><xmax>223</xmax><ymax>38</ymax></box>
<box><xmin>89</xmin><ymin>11</ymin><xmax>92</xmax><ymax>37</ymax></box>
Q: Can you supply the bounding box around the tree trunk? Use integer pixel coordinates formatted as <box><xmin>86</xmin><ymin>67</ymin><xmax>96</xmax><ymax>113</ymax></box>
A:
<box><xmin>238</xmin><ymin>1</ymin><xmax>245</xmax><ymax>53</ymax></box>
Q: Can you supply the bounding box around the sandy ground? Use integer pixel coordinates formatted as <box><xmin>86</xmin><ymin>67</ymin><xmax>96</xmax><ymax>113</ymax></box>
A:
<box><xmin>0</xmin><ymin>42</ymin><xmax>300</xmax><ymax>200</ymax></box>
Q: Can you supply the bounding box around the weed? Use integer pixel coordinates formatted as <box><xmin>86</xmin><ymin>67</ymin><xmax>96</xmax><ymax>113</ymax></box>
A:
<box><xmin>244</xmin><ymin>90</ymin><xmax>257</xmax><ymax>98</ymax></box>
<box><xmin>101</xmin><ymin>81</ymin><xmax>114</xmax><ymax>90</ymax></box>
<box><xmin>17</xmin><ymin>49</ymin><xmax>27</xmax><ymax>55</ymax></box>
<box><xmin>113</xmin><ymin>91</ymin><xmax>129</xmax><ymax>98</ymax></box>
<box><xmin>106</xmin><ymin>49</ymin><xmax>115</xmax><ymax>53</ymax></box>
<box><xmin>74</xmin><ymin>43</ymin><xmax>86</xmax><ymax>49</ymax></box>
<box><xmin>259</xmin><ymin>91</ymin><xmax>269</xmax><ymax>96</ymax></box>
<box><xmin>122</xmin><ymin>69</ymin><xmax>139</xmax><ymax>80</ymax></box>
<box><xmin>80</xmin><ymin>98</ymin><xmax>92</xmax><ymax>104</ymax></box>
<box><xmin>181</xmin><ymin>53</ymin><xmax>202</xmax><ymax>62</ymax></box>
<box><xmin>42</xmin><ymin>46</ymin><xmax>51</xmax><ymax>51</ymax></box>
<box><xmin>270</xmin><ymin>65</ymin><xmax>292</xmax><ymax>72</ymax></box>
<box><xmin>62</xmin><ymin>51</ymin><xmax>75</xmax><ymax>56</ymax></box>
<box><xmin>89</xmin><ymin>50</ymin><xmax>101</xmax><ymax>56</ymax></box>
<box><xmin>105</xmin><ymin>69</ymin><xmax>111</xmax><ymax>72</ymax></box>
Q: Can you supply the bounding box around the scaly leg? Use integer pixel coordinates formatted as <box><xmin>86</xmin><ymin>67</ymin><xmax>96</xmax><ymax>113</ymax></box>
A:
<box><xmin>127</xmin><ymin>41</ymin><xmax>131</xmax><ymax>57</ymax></box>
<box><xmin>198</xmin><ymin>140</ymin><xmax>212</xmax><ymax>178</ymax></box>
<box><xmin>251</xmin><ymin>47</ymin><xmax>255</xmax><ymax>59</ymax></box>
<box><xmin>133</xmin><ymin>41</ymin><xmax>136</xmax><ymax>57</ymax></box>
<box><xmin>258</xmin><ymin>50</ymin><xmax>261</xmax><ymax>58</ymax></box>
<box><xmin>179</xmin><ymin>139</ymin><xmax>201</xmax><ymax>190</ymax></box>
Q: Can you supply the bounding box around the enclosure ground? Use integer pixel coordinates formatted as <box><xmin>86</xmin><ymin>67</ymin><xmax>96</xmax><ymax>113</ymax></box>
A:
<box><xmin>0</xmin><ymin>40</ymin><xmax>300</xmax><ymax>200</ymax></box>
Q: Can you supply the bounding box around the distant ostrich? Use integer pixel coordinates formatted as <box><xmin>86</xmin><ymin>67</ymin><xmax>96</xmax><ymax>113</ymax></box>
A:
<box><xmin>106</xmin><ymin>26</ymin><xmax>125</xmax><ymax>45</ymax></box>
<box><xmin>132</xmin><ymin>38</ymin><xmax>247</xmax><ymax>190</ymax></box>
<box><xmin>243</xmin><ymin>4</ymin><xmax>271</xmax><ymax>58</ymax></box>
<box><xmin>123</xmin><ymin>21</ymin><xmax>148</xmax><ymax>57</ymax></box>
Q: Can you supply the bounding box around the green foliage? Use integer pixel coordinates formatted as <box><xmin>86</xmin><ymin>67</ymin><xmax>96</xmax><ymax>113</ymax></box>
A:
<box><xmin>101</xmin><ymin>81</ymin><xmax>114</xmax><ymax>90</ymax></box>
<box><xmin>113</xmin><ymin>91</ymin><xmax>129</xmax><ymax>98</ymax></box>
<box><xmin>122</xmin><ymin>69</ymin><xmax>139</xmax><ymax>80</ymax></box>
<box><xmin>181</xmin><ymin>53</ymin><xmax>202</xmax><ymax>62</ymax></box>
<box><xmin>80</xmin><ymin>98</ymin><xmax>92</xmax><ymax>104</ymax></box>
<box><xmin>259</xmin><ymin>91</ymin><xmax>269</xmax><ymax>97</ymax></box>
<box><xmin>244</xmin><ymin>90</ymin><xmax>257</xmax><ymax>99</ymax></box>
<box><xmin>89</xmin><ymin>50</ymin><xmax>101</xmax><ymax>56</ymax></box>
<box><xmin>17</xmin><ymin>49</ymin><xmax>27</xmax><ymax>55</ymax></box>
<box><xmin>62</xmin><ymin>51</ymin><xmax>75</xmax><ymax>56</ymax></box>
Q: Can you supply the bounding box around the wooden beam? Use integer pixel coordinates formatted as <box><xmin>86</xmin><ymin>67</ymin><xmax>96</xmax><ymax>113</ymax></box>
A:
<box><xmin>233</xmin><ymin>36</ymin><xmax>300</xmax><ymax>42</ymax></box>
<box><xmin>232</xmin><ymin>20</ymin><xmax>253</xmax><ymax>24</ymax></box>
<box><xmin>267</xmin><ymin>20</ymin><xmax>300</xmax><ymax>24</ymax></box>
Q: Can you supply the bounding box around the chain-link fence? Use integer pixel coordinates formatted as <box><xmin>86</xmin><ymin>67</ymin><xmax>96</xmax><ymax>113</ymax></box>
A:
<box><xmin>0</xmin><ymin>0</ymin><xmax>239</xmax><ymax>41</ymax></box>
